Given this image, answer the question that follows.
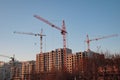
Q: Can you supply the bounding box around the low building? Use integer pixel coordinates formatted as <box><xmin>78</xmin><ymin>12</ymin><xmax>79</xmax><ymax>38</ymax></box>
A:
<box><xmin>0</xmin><ymin>61</ymin><xmax>11</xmax><ymax>80</ymax></box>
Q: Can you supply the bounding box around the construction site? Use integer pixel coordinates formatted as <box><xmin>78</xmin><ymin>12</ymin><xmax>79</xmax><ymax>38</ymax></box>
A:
<box><xmin>0</xmin><ymin>14</ymin><xmax>120</xmax><ymax>80</ymax></box>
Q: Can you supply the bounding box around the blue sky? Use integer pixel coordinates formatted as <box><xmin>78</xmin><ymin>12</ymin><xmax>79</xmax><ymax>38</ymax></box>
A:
<box><xmin>0</xmin><ymin>0</ymin><xmax>120</xmax><ymax>61</ymax></box>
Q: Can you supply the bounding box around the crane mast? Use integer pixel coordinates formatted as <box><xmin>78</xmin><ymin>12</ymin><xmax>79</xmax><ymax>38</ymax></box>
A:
<box><xmin>85</xmin><ymin>34</ymin><xmax>118</xmax><ymax>51</ymax></box>
<box><xmin>86</xmin><ymin>34</ymin><xmax>90</xmax><ymax>51</ymax></box>
<box><xmin>14</xmin><ymin>29</ymin><xmax>46</xmax><ymax>53</ymax></box>
<box><xmin>39</xmin><ymin>29</ymin><xmax>46</xmax><ymax>53</ymax></box>
<box><xmin>62</xmin><ymin>20</ymin><xmax>67</xmax><ymax>52</ymax></box>
<box><xmin>34</xmin><ymin>15</ymin><xmax>67</xmax><ymax>54</ymax></box>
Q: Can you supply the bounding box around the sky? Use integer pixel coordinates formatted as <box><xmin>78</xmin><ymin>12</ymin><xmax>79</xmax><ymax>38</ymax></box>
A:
<box><xmin>0</xmin><ymin>0</ymin><xmax>120</xmax><ymax>62</ymax></box>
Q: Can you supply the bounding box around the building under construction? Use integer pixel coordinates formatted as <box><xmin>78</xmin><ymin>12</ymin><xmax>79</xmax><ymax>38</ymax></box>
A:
<box><xmin>36</xmin><ymin>48</ymin><xmax>72</xmax><ymax>73</ymax></box>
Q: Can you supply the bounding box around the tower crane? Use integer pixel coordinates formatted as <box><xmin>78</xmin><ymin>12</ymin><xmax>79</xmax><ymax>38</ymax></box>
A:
<box><xmin>33</xmin><ymin>15</ymin><xmax>67</xmax><ymax>55</ymax></box>
<box><xmin>0</xmin><ymin>54</ymin><xmax>15</xmax><ymax>63</ymax></box>
<box><xmin>85</xmin><ymin>34</ymin><xmax>118</xmax><ymax>51</ymax></box>
<box><xmin>14</xmin><ymin>29</ymin><xmax>46</xmax><ymax>53</ymax></box>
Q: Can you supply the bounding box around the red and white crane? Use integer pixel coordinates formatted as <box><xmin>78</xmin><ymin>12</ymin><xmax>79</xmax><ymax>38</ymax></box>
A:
<box><xmin>85</xmin><ymin>34</ymin><xmax>118</xmax><ymax>51</ymax></box>
<box><xmin>34</xmin><ymin>15</ymin><xmax>67</xmax><ymax>54</ymax></box>
<box><xmin>14</xmin><ymin>29</ymin><xmax>46</xmax><ymax>53</ymax></box>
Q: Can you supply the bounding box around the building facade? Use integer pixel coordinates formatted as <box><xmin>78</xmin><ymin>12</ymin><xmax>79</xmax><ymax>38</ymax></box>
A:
<box><xmin>66</xmin><ymin>54</ymin><xmax>76</xmax><ymax>73</ymax></box>
<box><xmin>21</xmin><ymin>61</ymin><xmax>35</xmax><ymax>80</ymax></box>
<box><xmin>36</xmin><ymin>48</ymin><xmax>72</xmax><ymax>73</ymax></box>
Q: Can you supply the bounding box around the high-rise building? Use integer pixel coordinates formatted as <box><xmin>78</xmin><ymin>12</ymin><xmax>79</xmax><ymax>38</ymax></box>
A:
<box><xmin>55</xmin><ymin>48</ymin><xmax>72</xmax><ymax>71</ymax></box>
<box><xmin>36</xmin><ymin>48</ymin><xmax>72</xmax><ymax>73</ymax></box>
<box><xmin>76</xmin><ymin>50</ymin><xmax>105</xmax><ymax>74</ymax></box>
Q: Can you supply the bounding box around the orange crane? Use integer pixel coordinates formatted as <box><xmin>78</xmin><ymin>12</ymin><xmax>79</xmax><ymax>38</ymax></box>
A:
<box><xmin>85</xmin><ymin>34</ymin><xmax>118</xmax><ymax>51</ymax></box>
<box><xmin>14</xmin><ymin>29</ymin><xmax>46</xmax><ymax>53</ymax></box>
<box><xmin>34</xmin><ymin>15</ymin><xmax>67</xmax><ymax>54</ymax></box>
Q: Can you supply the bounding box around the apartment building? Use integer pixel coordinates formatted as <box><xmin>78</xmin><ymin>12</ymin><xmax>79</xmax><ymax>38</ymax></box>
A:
<box><xmin>21</xmin><ymin>60</ymin><xmax>35</xmax><ymax>80</ymax></box>
<box><xmin>36</xmin><ymin>48</ymin><xmax>72</xmax><ymax>73</ymax></box>
<box><xmin>0</xmin><ymin>61</ymin><xmax>11</xmax><ymax>80</ymax></box>
<box><xmin>0</xmin><ymin>61</ymin><xmax>6</xmax><ymax>80</ymax></box>
<box><xmin>11</xmin><ymin>61</ymin><xmax>22</xmax><ymax>80</ymax></box>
